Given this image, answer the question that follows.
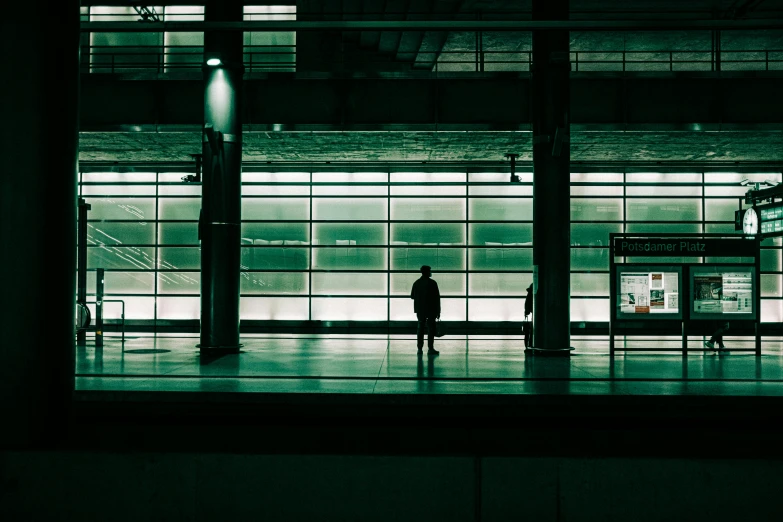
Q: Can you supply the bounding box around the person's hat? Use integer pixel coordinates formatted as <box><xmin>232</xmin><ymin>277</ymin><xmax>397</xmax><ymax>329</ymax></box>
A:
<box><xmin>527</xmin><ymin>283</ymin><xmax>533</xmax><ymax>291</ymax></box>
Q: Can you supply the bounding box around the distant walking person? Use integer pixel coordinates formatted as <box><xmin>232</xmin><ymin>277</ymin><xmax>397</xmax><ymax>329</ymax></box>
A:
<box><xmin>705</xmin><ymin>321</ymin><xmax>729</xmax><ymax>351</ymax></box>
<box><xmin>411</xmin><ymin>265</ymin><xmax>441</xmax><ymax>355</ymax></box>
<box><xmin>523</xmin><ymin>283</ymin><xmax>533</xmax><ymax>349</ymax></box>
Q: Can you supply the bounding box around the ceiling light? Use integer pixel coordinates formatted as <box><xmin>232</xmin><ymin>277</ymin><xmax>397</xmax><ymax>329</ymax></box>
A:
<box><xmin>206</xmin><ymin>57</ymin><xmax>222</xmax><ymax>66</ymax></box>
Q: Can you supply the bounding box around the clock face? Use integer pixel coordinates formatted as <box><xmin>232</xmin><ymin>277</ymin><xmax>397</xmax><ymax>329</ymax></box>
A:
<box><xmin>743</xmin><ymin>208</ymin><xmax>758</xmax><ymax>235</ymax></box>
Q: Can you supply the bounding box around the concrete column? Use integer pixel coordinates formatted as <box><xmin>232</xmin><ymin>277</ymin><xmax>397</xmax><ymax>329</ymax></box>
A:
<box><xmin>200</xmin><ymin>0</ymin><xmax>243</xmax><ymax>354</ymax></box>
<box><xmin>0</xmin><ymin>1</ymin><xmax>79</xmax><ymax>446</ymax></box>
<box><xmin>531</xmin><ymin>0</ymin><xmax>572</xmax><ymax>354</ymax></box>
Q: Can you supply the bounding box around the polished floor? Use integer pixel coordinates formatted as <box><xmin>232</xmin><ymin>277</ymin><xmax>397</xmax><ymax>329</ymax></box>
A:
<box><xmin>74</xmin><ymin>334</ymin><xmax>783</xmax><ymax>396</ymax></box>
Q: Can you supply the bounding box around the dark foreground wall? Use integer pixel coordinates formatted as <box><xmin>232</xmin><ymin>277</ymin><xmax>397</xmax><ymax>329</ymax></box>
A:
<box><xmin>2</xmin><ymin>452</ymin><xmax>782</xmax><ymax>521</ymax></box>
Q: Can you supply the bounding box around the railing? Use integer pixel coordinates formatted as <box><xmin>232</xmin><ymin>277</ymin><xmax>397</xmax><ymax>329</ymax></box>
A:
<box><xmin>81</xmin><ymin>45</ymin><xmax>783</xmax><ymax>74</ymax></box>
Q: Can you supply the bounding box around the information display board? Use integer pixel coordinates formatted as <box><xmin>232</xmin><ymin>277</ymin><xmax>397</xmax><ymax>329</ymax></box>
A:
<box><xmin>690</xmin><ymin>265</ymin><xmax>756</xmax><ymax>320</ymax></box>
<box><xmin>759</xmin><ymin>202</ymin><xmax>783</xmax><ymax>235</ymax></box>
<box><xmin>615</xmin><ymin>265</ymin><xmax>683</xmax><ymax>320</ymax></box>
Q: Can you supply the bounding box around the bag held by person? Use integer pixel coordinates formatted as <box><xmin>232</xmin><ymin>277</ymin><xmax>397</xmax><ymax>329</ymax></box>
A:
<box><xmin>435</xmin><ymin>318</ymin><xmax>447</xmax><ymax>338</ymax></box>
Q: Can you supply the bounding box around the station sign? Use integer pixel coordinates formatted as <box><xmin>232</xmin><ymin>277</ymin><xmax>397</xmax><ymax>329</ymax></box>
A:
<box><xmin>614</xmin><ymin>238</ymin><xmax>757</xmax><ymax>257</ymax></box>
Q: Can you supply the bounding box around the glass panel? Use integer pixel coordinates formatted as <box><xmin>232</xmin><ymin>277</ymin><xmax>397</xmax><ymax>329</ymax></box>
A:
<box><xmin>313</xmin><ymin>198</ymin><xmax>387</xmax><ymax>221</ymax></box>
<box><xmin>469</xmin><ymin>273</ymin><xmax>530</xmax><ymax>296</ymax></box>
<box><xmin>88</xmin><ymin>222</ymin><xmax>155</xmax><ymax>245</ymax></box>
<box><xmin>570</xmin><ymin>172</ymin><xmax>624</xmax><ymax>183</ymax></box>
<box><xmin>240</xmin><ymin>297</ymin><xmax>309</xmax><ymax>320</ymax></box>
<box><xmin>469</xmin><ymin>198</ymin><xmax>530</xmax><ymax>221</ymax></box>
<box><xmin>469</xmin><ymin>223</ymin><xmax>532</xmax><ymax>245</ymax></box>
<box><xmin>571</xmin><ymin>273</ymin><xmax>609</xmax><ymax>297</ymax></box>
<box><xmin>390</xmin><ymin>298</ymin><xmax>466</xmax><ymax>321</ymax></box>
<box><xmin>625</xmin><ymin>223</ymin><xmax>702</xmax><ymax>234</ymax></box>
<box><xmin>468</xmin><ymin>185</ymin><xmax>533</xmax><ymax>196</ymax></box>
<box><xmin>626</xmin><ymin>173</ymin><xmax>703</xmax><ymax>183</ymax></box>
<box><xmin>243</xmin><ymin>198</ymin><xmax>310</xmax><ymax>220</ymax></box>
<box><xmin>705</xmin><ymin>223</ymin><xmax>737</xmax><ymax>234</ymax></box>
<box><xmin>469</xmin><ymin>172</ymin><xmax>533</xmax><ymax>183</ymax></box>
<box><xmin>244</xmin><ymin>172</ymin><xmax>310</xmax><ymax>183</ymax></box>
<box><xmin>762</xmin><ymin>274</ymin><xmax>782</xmax><ymax>297</ymax></box>
<box><xmin>243</xmin><ymin>6</ymin><xmax>296</xmax><ymax>72</ymax></box>
<box><xmin>81</xmin><ymin>185</ymin><xmax>156</xmax><ymax>196</ymax></box>
<box><xmin>392</xmin><ymin>223</ymin><xmax>465</xmax><ymax>244</ymax></box>
<box><xmin>705</xmin><ymin>199</ymin><xmax>740</xmax><ymax>222</ymax></box>
<box><xmin>241</xmin><ymin>272</ymin><xmax>308</xmax><ymax>294</ymax></box>
<box><xmin>312</xmin><ymin>186</ymin><xmax>387</xmax><ymax>196</ymax></box>
<box><xmin>571</xmin><ymin>223</ymin><xmax>621</xmax><ymax>246</ymax></box>
<box><xmin>571</xmin><ymin>198</ymin><xmax>623</xmax><ymax>221</ymax></box>
<box><xmin>157</xmin><ymin>296</ymin><xmax>199</xmax><ymax>320</ymax></box>
<box><xmin>761</xmin><ymin>299</ymin><xmax>783</xmax><ymax>323</ymax></box>
<box><xmin>88</xmin><ymin>247</ymin><xmax>155</xmax><ymax>270</ymax></box>
<box><xmin>761</xmin><ymin>249</ymin><xmax>782</xmax><ymax>272</ymax></box>
<box><xmin>81</xmin><ymin>172</ymin><xmax>156</xmax><ymax>183</ymax></box>
<box><xmin>158</xmin><ymin>247</ymin><xmax>200</xmax><ymax>270</ymax></box>
<box><xmin>468</xmin><ymin>298</ymin><xmax>525</xmax><ymax>321</ymax></box>
<box><xmin>159</xmin><ymin>173</ymin><xmax>197</xmax><ymax>182</ymax></box>
<box><xmin>571</xmin><ymin>186</ymin><xmax>624</xmax><ymax>196</ymax></box>
<box><xmin>163</xmin><ymin>6</ymin><xmax>203</xmax><ymax>68</ymax></box>
<box><xmin>158</xmin><ymin>272</ymin><xmax>200</xmax><ymax>294</ymax></box>
<box><xmin>159</xmin><ymin>185</ymin><xmax>201</xmax><ymax>196</ymax></box>
<box><xmin>393</xmin><ymin>172</ymin><xmax>465</xmax><ymax>183</ymax></box>
<box><xmin>158</xmin><ymin>223</ymin><xmax>198</xmax><ymax>245</ymax></box>
<box><xmin>241</xmin><ymin>223</ymin><xmax>309</xmax><ymax>243</ymax></box>
<box><xmin>245</xmin><ymin>247</ymin><xmax>309</xmax><ymax>270</ymax></box>
<box><xmin>625</xmin><ymin>186</ymin><xmax>702</xmax><ymax>196</ymax></box>
<box><xmin>571</xmin><ymin>248</ymin><xmax>609</xmax><ymax>271</ymax></box>
<box><xmin>244</xmin><ymin>185</ymin><xmax>310</xmax><ymax>196</ymax></box>
<box><xmin>392</xmin><ymin>198</ymin><xmax>466</xmax><ymax>221</ymax></box>
<box><xmin>704</xmin><ymin>173</ymin><xmax>782</xmax><ymax>184</ymax></box>
<box><xmin>94</xmin><ymin>296</ymin><xmax>154</xmax><ymax>320</ymax></box>
<box><xmin>571</xmin><ymin>298</ymin><xmax>609</xmax><ymax>321</ymax></box>
<box><xmin>86</xmin><ymin>197</ymin><xmax>156</xmax><ymax>220</ymax></box>
<box><xmin>313</xmin><ymin>248</ymin><xmax>387</xmax><ymax>270</ymax></box>
<box><xmin>704</xmin><ymin>186</ymin><xmax>748</xmax><ymax>197</ymax></box>
<box><xmin>391</xmin><ymin>273</ymin><xmax>465</xmax><ymax>295</ymax></box>
<box><xmin>313</xmin><ymin>223</ymin><xmax>385</xmax><ymax>245</ymax></box>
<box><xmin>391</xmin><ymin>247</ymin><xmax>465</xmax><ymax>271</ymax></box>
<box><xmin>626</xmin><ymin>199</ymin><xmax>701</xmax><ymax>221</ymax></box>
<box><xmin>391</xmin><ymin>185</ymin><xmax>465</xmax><ymax>196</ymax></box>
<box><xmin>311</xmin><ymin>298</ymin><xmax>387</xmax><ymax>320</ymax></box>
<box><xmin>87</xmin><ymin>272</ymin><xmax>154</xmax><ymax>294</ymax></box>
<box><xmin>158</xmin><ymin>198</ymin><xmax>201</xmax><ymax>220</ymax></box>
<box><xmin>469</xmin><ymin>247</ymin><xmax>532</xmax><ymax>271</ymax></box>
<box><xmin>311</xmin><ymin>273</ymin><xmax>387</xmax><ymax>295</ymax></box>
<box><xmin>312</xmin><ymin>172</ymin><xmax>387</xmax><ymax>183</ymax></box>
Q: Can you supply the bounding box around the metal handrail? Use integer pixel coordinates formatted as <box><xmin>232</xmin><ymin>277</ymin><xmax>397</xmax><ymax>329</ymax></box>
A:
<box><xmin>83</xmin><ymin>299</ymin><xmax>126</xmax><ymax>343</ymax></box>
<box><xmin>80</xmin><ymin>45</ymin><xmax>783</xmax><ymax>74</ymax></box>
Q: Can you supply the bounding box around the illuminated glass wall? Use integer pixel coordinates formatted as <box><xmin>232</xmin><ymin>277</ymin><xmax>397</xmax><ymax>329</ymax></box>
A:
<box><xmin>80</xmin><ymin>169</ymin><xmax>783</xmax><ymax>325</ymax></box>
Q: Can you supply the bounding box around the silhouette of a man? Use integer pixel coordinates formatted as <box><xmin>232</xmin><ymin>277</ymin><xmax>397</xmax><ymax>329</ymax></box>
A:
<box><xmin>411</xmin><ymin>265</ymin><xmax>441</xmax><ymax>355</ymax></box>
<box><xmin>523</xmin><ymin>283</ymin><xmax>533</xmax><ymax>348</ymax></box>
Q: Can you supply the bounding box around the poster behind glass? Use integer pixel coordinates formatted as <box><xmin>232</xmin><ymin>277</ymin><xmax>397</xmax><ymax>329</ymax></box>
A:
<box><xmin>616</xmin><ymin>266</ymin><xmax>682</xmax><ymax>320</ymax></box>
<box><xmin>691</xmin><ymin>267</ymin><xmax>755</xmax><ymax>319</ymax></box>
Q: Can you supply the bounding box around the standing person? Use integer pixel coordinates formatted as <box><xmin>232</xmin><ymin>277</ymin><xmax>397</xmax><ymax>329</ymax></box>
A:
<box><xmin>411</xmin><ymin>265</ymin><xmax>441</xmax><ymax>355</ymax></box>
<box><xmin>523</xmin><ymin>283</ymin><xmax>533</xmax><ymax>349</ymax></box>
<box><xmin>705</xmin><ymin>321</ymin><xmax>729</xmax><ymax>351</ymax></box>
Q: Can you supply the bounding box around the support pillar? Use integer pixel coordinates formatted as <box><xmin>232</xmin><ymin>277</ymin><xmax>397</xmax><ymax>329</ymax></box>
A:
<box><xmin>199</xmin><ymin>0</ymin><xmax>243</xmax><ymax>354</ymax></box>
<box><xmin>531</xmin><ymin>0</ymin><xmax>572</xmax><ymax>355</ymax></box>
<box><xmin>0</xmin><ymin>1</ymin><xmax>79</xmax><ymax>447</ymax></box>
<box><xmin>77</xmin><ymin>198</ymin><xmax>91</xmax><ymax>346</ymax></box>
